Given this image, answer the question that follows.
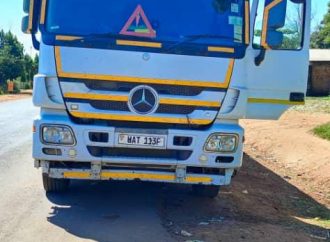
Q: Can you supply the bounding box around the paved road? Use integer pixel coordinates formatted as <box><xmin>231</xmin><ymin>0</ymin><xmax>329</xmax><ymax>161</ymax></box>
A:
<box><xmin>0</xmin><ymin>98</ymin><xmax>174</xmax><ymax>242</ymax></box>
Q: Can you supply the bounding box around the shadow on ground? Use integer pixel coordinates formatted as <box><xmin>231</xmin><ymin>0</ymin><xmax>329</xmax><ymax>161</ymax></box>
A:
<box><xmin>46</xmin><ymin>154</ymin><xmax>330</xmax><ymax>242</ymax></box>
<box><xmin>46</xmin><ymin>181</ymin><xmax>173</xmax><ymax>242</ymax></box>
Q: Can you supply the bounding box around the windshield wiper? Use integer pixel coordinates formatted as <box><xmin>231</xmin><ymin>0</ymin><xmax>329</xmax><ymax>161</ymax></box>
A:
<box><xmin>164</xmin><ymin>34</ymin><xmax>241</xmax><ymax>52</ymax></box>
<box><xmin>65</xmin><ymin>33</ymin><xmax>241</xmax><ymax>52</ymax></box>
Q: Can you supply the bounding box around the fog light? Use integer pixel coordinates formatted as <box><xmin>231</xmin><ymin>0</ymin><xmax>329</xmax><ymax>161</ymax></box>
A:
<box><xmin>42</xmin><ymin>148</ymin><xmax>62</xmax><ymax>156</ymax></box>
<box><xmin>70</xmin><ymin>104</ymin><xmax>79</xmax><ymax>110</ymax></box>
<box><xmin>42</xmin><ymin>125</ymin><xmax>75</xmax><ymax>145</ymax></box>
<box><xmin>69</xmin><ymin>149</ymin><xmax>77</xmax><ymax>157</ymax></box>
<box><xmin>199</xmin><ymin>154</ymin><xmax>209</xmax><ymax>163</ymax></box>
<box><xmin>204</xmin><ymin>134</ymin><xmax>238</xmax><ymax>153</ymax></box>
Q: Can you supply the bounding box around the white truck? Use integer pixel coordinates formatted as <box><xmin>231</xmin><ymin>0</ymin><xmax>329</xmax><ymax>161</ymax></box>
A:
<box><xmin>23</xmin><ymin>0</ymin><xmax>310</xmax><ymax>197</ymax></box>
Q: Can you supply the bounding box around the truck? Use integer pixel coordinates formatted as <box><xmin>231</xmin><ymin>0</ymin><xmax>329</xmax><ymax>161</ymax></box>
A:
<box><xmin>22</xmin><ymin>0</ymin><xmax>311</xmax><ymax>197</ymax></box>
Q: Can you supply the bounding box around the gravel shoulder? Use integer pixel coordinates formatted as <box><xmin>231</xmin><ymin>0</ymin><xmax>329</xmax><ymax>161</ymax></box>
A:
<box><xmin>160</xmin><ymin>102</ymin><xmax>330</xmax><ymax>242</ymax></box>
<box><xmin>0</xmin><ymin>92</ymin><xmax>32</xmax><ymax>103</ymax></box>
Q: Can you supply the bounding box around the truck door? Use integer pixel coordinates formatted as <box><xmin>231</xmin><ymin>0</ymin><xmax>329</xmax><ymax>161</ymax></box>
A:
<box><xmin>245</xmin><ymin>0</ymin><xmax>310</xmax><ymax>119</ymax></box>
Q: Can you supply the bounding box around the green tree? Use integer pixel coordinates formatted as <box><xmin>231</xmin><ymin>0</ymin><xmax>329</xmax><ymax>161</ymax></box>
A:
<box><xmin>0</xmin><ymin>30</ymin><xmax>37</xmax><ymax>92</ymax></box>
<box><xmin>22</xmin><ymin>54</ymin><xmax>34</xmax><ymax>82</ymax></box>
<box><xmin>0</xmin><ymin>31</ymin><xmax>24</xmax><ymax>86</ymax></box>
<box><xmin>311</xmin><ymin>2</ymin><xmax>330</xmax><ymax>48</ymax></box>
<box><xmin>30</xmin><ymin>54</ymin><xmax>39</xmax><ymax>88</ymax></box>
<box><xmin>281</xmin><ymin>29</ymin><xmax>301</xmax><ymax>49</ymax></box>
<box><xmin>33</xmin><ymin>54</ymin><xmax>39</xmax><ymax>76</ymax></box>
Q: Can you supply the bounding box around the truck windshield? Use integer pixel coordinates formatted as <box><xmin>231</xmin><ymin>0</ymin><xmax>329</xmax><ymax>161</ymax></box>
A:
<box><xmin>45</xmin><ymin>0</ymin><xmax>246</xmax><ymax>47</ymax></box>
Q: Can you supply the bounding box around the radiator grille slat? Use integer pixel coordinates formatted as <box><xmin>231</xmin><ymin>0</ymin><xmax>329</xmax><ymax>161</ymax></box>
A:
<box><xmin>60</xmin><ymin>78</ymin><xmax>225</xmax><ymax>125</ymax></box>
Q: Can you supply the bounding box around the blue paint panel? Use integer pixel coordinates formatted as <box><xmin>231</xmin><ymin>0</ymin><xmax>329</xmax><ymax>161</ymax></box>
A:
<box><xmin>41</xmin><ymin>0</ymin><xmax>248</xmax><ymax>58</ymax></box>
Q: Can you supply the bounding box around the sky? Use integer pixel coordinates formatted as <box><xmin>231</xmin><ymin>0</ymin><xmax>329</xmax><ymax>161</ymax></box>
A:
<box><xmin>0</xmin><ymin>0</ymin><xmax>329</xmax><ymax>56</ymax></box>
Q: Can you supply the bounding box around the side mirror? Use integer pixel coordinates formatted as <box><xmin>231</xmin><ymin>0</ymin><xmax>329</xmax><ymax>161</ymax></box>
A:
<box><xmin>261</xmin><ymin>0</ymin><xmax>287</xmax><ymax>49</ymax></box>
<box><xmin>22</xmin><ymin>0</ymin><xmax>37</xmax><ymax>34</ymax></box>
<box><xmin>23</xmin><ymin>0</ymin><xmax>31</xmax><ymax>13</ymax></box>
<box><xmin>22</xmin><ymin>16</ymin><xmax>33</xmax><ymax>34</ymax></box>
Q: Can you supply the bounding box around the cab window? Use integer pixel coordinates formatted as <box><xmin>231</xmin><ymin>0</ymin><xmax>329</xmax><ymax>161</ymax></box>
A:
<box><xmin>253</xmin><ymin>0</ymin><xmax>305</xmax><ymax>50</ymax></box>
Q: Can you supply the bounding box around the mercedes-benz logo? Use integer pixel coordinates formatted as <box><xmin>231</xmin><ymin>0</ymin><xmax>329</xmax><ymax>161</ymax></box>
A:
<box><xmin>128</xmin><ymin>85</ymin><xmax>159</xmax><ymax>115</ymax></box>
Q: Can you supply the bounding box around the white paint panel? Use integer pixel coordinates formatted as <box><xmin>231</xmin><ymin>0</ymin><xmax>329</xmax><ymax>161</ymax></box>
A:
<box><xmin>59</xmin><ymin>47</ymin><xmax>231</xmax><ymax>82</ymax></box>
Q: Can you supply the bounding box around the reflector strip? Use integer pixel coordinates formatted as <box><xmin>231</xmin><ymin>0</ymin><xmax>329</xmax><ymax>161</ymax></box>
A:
<box><xmin>185</xmin><ymin>176</ymin><xmax>213</xmax><ymax>183</ymax></box>
<box><xmin>40</xmin><ymin>0</ymin><xmax>47</xmax><ymax>24</ymax></box>
<box><xmin>55</xmin><ymin>47</ymin><xmax>235</xmax><ymax>88</ymax></box>
<box><xmin>63</xmin><ymin>171</ymin><xmax>91</xmax><ymax>179</ymax></box>
<box><xmin>160</xmin><ymin>98</ymin><xmax>221</xmax><ymax>107</ymax></box>
<box><xmin>27</xmin><ymin>0</ymin><xmax>35</xmax><ymax>33</ymax></box>
<box><xmin>245</xmin><ymin>0</ymin><xmax>250</xmax><ymax>44</ymax></box>
<box><xmin>56</xmin><ymin>35</ymin><xmax>82</xmax><ymax>41</ymax></box>
<box><xmin>116</xmin><ymin>40</ymin><xmax>162</xmax><ymax>48</ymax></box>
<box><xmin>248</xmin><ymin>98</ymin><xmax>305</xmax><ymax>105</ymax></box>
<box><xmin>61</xmin><ymin>171</ymin><xmax>213</xmax><ymax>184</ymax></box>
<box><xmin>63</xmin><ymin>92</ymin><xmax>221</xmax><ymax>107</ymax></box>
<box><xmin>208</xmin><ymin>46</ymin><xmax>235</xmax><ymax>53</ymax></box>
<box><xmin>64</xmin><ymin>93</ymin><xmax>129</xmax><ymax>102</ymax></box>
<box><xmin>101</xmin><ymin>172</ymin><xmax>175</xmax><ymax>181</ymax></box>
<box><xmin>69</xmin><ymin>111</ymin><xmax>213</xmax><ymax>125</ymax></box>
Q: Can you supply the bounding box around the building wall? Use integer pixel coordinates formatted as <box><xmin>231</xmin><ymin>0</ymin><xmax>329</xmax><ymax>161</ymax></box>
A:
<box><xmin>309</xmin><ymin>61</ymin><xmax>330</xmax><ymax>96</ymax></box>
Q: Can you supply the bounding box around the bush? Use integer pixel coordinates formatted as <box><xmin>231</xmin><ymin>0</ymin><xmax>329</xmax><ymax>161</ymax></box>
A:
<box><xmin>24</xmin><ymin>82</ymin><xmax>31</xmax><ymax>90</ymax></box>
<box><xmin>12</xmin><ymin>81</ymin><xmax>21</xmax><ymax>94</ymax></box>
<box><xmin>313</xmin><ymin>123</ymin><xmax>330</xmax><ymax>141</ymax></box>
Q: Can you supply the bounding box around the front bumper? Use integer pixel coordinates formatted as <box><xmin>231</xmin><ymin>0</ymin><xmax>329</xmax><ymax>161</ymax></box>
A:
<box><xmin>33</xmin><ymin>112</ymin><xmax>244</xmax><ymax>185</ymax></box>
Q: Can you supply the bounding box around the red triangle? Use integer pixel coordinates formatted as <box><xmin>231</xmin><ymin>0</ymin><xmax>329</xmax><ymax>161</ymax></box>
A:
<box><xmin>120</xmin><ymin>5</ymin><xmax>156</xmax><ymax>38</ymax></box>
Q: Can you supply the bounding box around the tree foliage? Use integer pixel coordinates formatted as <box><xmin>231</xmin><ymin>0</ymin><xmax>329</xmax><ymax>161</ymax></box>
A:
<box><xmin>0</xmin><ymin>30</ymin><xmax>38</xmax><ymax>91</ymax></box>
<box><xmin>311</xmin><ymin>2</ymin><xmax>330</xmax><ymax>49</ymax></box>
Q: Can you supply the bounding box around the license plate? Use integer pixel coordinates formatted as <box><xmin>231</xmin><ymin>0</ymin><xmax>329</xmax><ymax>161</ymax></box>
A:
<box><xmin>117</xmin><ymin>134</ymin><xmax>166</xmax><ymax>148</ymax></box>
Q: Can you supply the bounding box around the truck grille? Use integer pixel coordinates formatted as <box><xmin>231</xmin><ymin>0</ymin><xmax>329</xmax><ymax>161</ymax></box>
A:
<box><xmin>59</xmin><ymin>78</ymin><xmax>226</xmax><ymax>126</ymax></box>
<box><xmin>55</xmin><ymin>46</ymin><xmax>235</xmax><ymax>126</ymax></box>
<box><xmin>87</xmin><ymin>146</ymin><xmax>192</xmax><ymax>161</ymax></box>
<box><xmin>89</xmin><ymin>100</ymin><xmax>197</xmax><ymax>115</ymax></box>
<box><xmin>82</xmin><ymin>79</ymin><xmax>206</xmax><ymax>96</ymax></box>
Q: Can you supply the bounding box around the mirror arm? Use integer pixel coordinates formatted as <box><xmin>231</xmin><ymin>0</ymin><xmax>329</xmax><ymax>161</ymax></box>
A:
<box><xmin>31</xmin><ymin>33</ymin><xmax>40</xmax><ymax>50</ymax></box>
<box><xmin>255</xmin><ymin>47</ymin><xmax>266</xmax><ymax>66</ymax></box>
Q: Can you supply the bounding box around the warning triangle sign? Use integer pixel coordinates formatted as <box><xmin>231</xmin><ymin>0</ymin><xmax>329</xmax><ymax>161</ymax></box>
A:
<box><xmin>120</xmin><ymin>5</ymin><xmax>156</xmax><ymax>38</ymax></box>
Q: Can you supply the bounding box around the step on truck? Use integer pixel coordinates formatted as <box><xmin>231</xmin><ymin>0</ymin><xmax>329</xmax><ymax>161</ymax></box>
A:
<box><xmin>23</xmin><ymin>0</ymin><xmax>311</xmax><ymax>197</ymax></box>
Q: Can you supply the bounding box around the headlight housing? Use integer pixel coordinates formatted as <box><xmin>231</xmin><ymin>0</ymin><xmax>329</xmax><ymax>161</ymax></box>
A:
<box><xmin>204</xmin><ymin>134</ymin><xmax>238</xmax><ymax>153</ymax></box>
<box><xmin>41</xmin><ymin>125</ymin><xmax>75</xmax><ymax>145</ymax></box>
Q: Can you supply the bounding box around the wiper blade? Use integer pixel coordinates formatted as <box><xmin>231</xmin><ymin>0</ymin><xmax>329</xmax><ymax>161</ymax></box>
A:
<box><xmin>164</xmin><ymin>34</ymin><xmax>241</xmax><ymax>52</ymax></box>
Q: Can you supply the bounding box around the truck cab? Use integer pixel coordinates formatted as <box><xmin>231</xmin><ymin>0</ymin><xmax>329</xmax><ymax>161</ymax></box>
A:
<box><xmin>23</xmin><ymin>0</ymin><xmax>310</xmax><ymax>197</ymax></box>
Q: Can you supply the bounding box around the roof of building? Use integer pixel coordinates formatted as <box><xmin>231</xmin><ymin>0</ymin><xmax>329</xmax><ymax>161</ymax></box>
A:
<box><xmin>310</xmin><ymin>49</ymin><xmax>330</xmax><ymax>62</ymax></box>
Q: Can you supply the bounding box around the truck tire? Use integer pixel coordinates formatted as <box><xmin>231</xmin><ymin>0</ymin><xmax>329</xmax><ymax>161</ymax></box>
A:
<box><xmin>42</xmin><ymin>173</ymin><xmax>70</xmax><ymax>193</ymax></box>
<box><xmin>192</xmin><ymin>185</ymin><xmax>220</xmax><ymax>198</ymax></box>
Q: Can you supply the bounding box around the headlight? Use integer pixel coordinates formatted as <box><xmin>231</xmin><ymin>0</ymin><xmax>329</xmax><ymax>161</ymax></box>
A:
<box><xmin>42</xmin><ymin>125</ymin><xmax>75</xmax><ymax>145</ymax></box>
<box><xmin>204</xmin><ymin>134</ymin><xmax>238</xmax><ymax>153</ymax></box>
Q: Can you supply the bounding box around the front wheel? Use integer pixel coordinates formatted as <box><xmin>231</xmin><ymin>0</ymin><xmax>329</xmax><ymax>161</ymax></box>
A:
<box><xmin>192</xmin><ymin>185</ymin><xmax>220</xmax><ymax>198</ymax></box>
<box><xmin>42</xmin><ymin>173</ymin><xmax>70</xmax><ymax>193</ymax></box>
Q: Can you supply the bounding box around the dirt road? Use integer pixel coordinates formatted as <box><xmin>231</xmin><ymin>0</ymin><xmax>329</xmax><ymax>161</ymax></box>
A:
<box><xmin>0</xmin><ymin>93</ymin><xmax>32</xmax><ymax>103</ymax></box>
<box><xmin>162</xmin><ymin>110</ymin><xmax>330</xmax><ymax>242</ymax></box>
<box><xmin>0</xmin><ymin>98</ymin><xmax>329</xmax><ymax>242</ymax></box>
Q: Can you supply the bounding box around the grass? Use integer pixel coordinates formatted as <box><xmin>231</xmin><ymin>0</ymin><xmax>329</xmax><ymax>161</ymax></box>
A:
<box><xmin>292</xmin><ymin>96</ymin><xmax>330</xmax><ymax>114</ymax></box>
<box><xmin>306</xmin><ymin>96</ymin><xmax>330</xmax><ymax>101</ymax></box>
<box><xmin>295</xmin><ymin>217</ymin><xmax>330</xmax><ymax>230</ymax></box>
<box><xmin>313</xmin><ymin>123</ymin><xmax>330</xmax><ymax>141</ymax></box>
